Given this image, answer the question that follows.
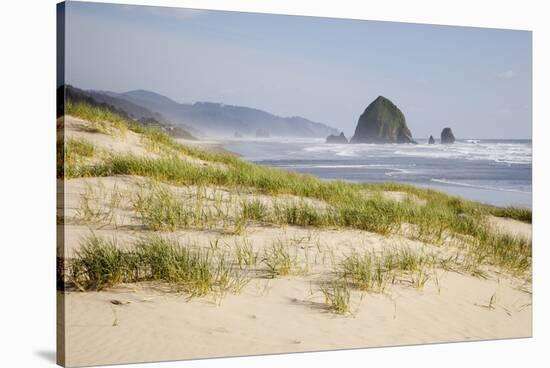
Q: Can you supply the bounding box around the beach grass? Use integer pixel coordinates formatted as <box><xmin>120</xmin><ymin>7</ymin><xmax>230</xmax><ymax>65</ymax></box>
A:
<box><xmin>66</xmin><ymin>138</ymin><xmax>95</xmax><ymax>158</ymax></box>
<box><xmin>338</xmin><ymin>248</ymin><xmax>437</xmax><ymax>292</ymax></box>
<box><xmin>489</xmin><ymin>206</ymin><xmax>532</xmax><ymax>223</ymax></box>
<box><xmin>68</xmin><ymin>236</ymin><xmax>128</xmax><ymax>291</ymax></box>
<box><xmin>240</xmin><ymin>199</ymin><xmax>268</xmax><ymax>222</ymax></box>
<box><xmin>59</xmin><ymin>138</ymin><xmax>96</xmax><ymax>178</ymax></box>
<box><xmin>68</xmin><ymin>235</ymin><xmax>249</xmax><ymax>297</ymax></box>
<box><xmin>234</xmin><ymin>239</ymin><xmax>259</xmax><ymax>270</ymax></box>
<box><xmin>65</xmin><ymin>100</ymin><xmax>128</xmax><ymax>135</ymax></box>
<box><xmin>75</xmin><ymin>182</ymin><xmax>121</xmax><ymax>226</ymax></box>
<box><xmin>320</xmin><ymin>280</ymin><xmax>351</xmax><ymax>314</ymax></box>
<box><xmin>63</xmin><ymin>101</ymin><xmax>532</xmax><ymax>277</ymax></box>
<box><xmin>262</xmin><ymin>239</ymin><xmax>298</xmax><ymax>277</ymax></box>
<box><xmin>339</xmin><ymin>251</ymin><xmax>393</xmax><ymax>293</ymax></box>
<box><xmin>132</xmin><ymin>184</ymin><xmax>196</xmax><ymax>231</ymax></box>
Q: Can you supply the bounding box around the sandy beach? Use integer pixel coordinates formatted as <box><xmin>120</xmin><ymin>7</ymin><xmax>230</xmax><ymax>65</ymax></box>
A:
<box><xmin>62</xmin><ymin>268</ymin><xmax>530</xmax><ymax>366</ymax></box>
<box><xmin>58</xmin><ymin>114</ymin><xmax>532</xmax><ymax>367</ymax></box>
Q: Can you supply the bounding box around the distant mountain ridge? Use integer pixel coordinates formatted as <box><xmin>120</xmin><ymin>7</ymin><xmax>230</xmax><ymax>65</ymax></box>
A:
<box><xmin>63</xmin><ymin>85</ymin><xmax>197</xmax><ymax>140</ymax></box>
<box><xmin>115</xmin><ymin>89</ymin><xmax>338</xmax><ymax>138</ymax></box>
<box><xmin>63</xmin><ymin>86</ymin><xmax>338</xmax><ymax>138</ymax></box>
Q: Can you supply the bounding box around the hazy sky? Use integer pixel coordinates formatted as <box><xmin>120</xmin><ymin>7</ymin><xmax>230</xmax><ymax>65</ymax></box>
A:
<box><xmin>64</xmin><ymin>1</ymin><xmax>532</xmax><ymax>139</ymax></box>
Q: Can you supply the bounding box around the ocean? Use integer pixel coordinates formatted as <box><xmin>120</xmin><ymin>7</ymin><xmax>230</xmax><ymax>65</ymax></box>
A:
<box><xmin>224</xmin><ymin>138</ymin><xmax>532</xmax><ymax>209</ymax></box>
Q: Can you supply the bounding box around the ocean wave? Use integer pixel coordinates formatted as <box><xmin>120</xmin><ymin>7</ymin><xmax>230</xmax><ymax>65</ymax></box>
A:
<box><xmin>302</xmin><ymin>141</ymin><xmax>531</xmax><ymax>165</ymax></box>
<box><xmin>384</xmin><ymin>168</ymin><xmax>414</xmax><ymax>177</ymax></box>
<box><xmin>430</xmin><ymin>178</ymin><xmax>531</xmax><ymax>193</ymax></box>
<box><xmin>303</xmin><ymin>145</ymin><xmax>360</xmax><ymax>157</ymax></box>
<box><xmin>274</xmin><ymin>164</ymin><xmax>400</xmax><ymax>169</ymax></box>
<box><xmin>393</xmin><ymin>143</ymin><xmax>531</xmax><ymax>164</ymax></box>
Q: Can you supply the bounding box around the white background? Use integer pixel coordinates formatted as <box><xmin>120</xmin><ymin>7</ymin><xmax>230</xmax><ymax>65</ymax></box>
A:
<box><xmin>0</xmin><ymin>0</ymin><xmax>548</xmax><ymax>367</ymax></box>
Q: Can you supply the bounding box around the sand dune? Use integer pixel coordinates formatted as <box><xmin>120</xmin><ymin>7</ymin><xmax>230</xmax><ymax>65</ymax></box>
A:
<box><xmin>58</xmin><ymin>115</ymin><xmax>532</xmax><ymax>367</ymax></box>
<box><xmin>60</xmin><ymin>175</ymin><xmax>532</xmax><ymax>367</ymax></box>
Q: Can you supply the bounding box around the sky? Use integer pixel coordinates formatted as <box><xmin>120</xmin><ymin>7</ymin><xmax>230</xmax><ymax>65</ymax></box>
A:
<box><xmin>64</xmin><ymin>1</ymin><xmax>532</xmax><ymax>139</ymax></box>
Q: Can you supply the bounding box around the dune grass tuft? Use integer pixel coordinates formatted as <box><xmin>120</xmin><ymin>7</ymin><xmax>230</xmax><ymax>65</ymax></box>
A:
<box><xmin>489</xmin><ymin>206</ymin><xmax>532</xmax><ymax>223</ymax></box>
<box><xmin>240</xmin><ymin>199</ymin><xmax>268</xmax><ymax>222</ymax></box>
<box><xmin>68</xmin><ymin>235</ymin><xmax>250</xmax><ymax>297</ymax></box>
<box><xmin>339</xmin><ymin>248</ymin><xmax>437</xmax><ymax>293</ymax></box>
<box><xmin>66</xmin><ymin>138</ymin><xmax>95</xmax><ymax>157</ymax></box>
<box><xmin>132</xmin><ymin>184</ymin><xmax>195</xmax><ymax>231</ymax></box>
<box><xmin>68</xmin><ymin>236</ymin><xmax>128</xmax><ymax>291</ymax></box>
<box><xmin>65</xmin><ymin>100</ymin><xmax>128</xmax><ymax>134</ymax></box>
<box><xmin>320</xmin><ymin>280</ymin><xmax>351</xmax><ymax>314</ymax></box>
<box><xmin>234</xmin><ymin>238</ymin><xmax>259</xmax><ymax>270</ymax></box>
<box><xmin>262</xmin><ymin>239</ymin><xmax>299</xmax><ymax>277</ymax></box>
<box><xmin>59</xmin><ymin>138</ymin><xmax>96</xmax><ymax>178</ymax></box>
<box><xmin>75</xmin><ymin>182</ymin><xmax>121</xmax><ymax>226</ymax></box>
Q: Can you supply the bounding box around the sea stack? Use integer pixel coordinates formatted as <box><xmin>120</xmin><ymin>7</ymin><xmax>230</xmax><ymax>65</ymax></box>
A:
<box><xmin>350</xmin><ymin>96</ymin><xmax>415</xmax><ymax>143</ymax></box>
<box><xmin>441</xmin><ymin>127</ymin><xmax>455</xmax><ymax>144</ymax></box>
<box><xmin>428</xmin><ymin>135</ymin><xmax>435</xmax><ymax>144</ymax></box>
<box><xmin>326</xmin><ymin>132</ymin><xmax>348</xmax><ymax>144</ymax></box>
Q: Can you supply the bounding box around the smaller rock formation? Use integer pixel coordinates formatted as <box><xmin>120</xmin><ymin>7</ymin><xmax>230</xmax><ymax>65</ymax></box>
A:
<box><xmin>428</xmin><ymin>135</ymin><xmax>435</xmax><ymax>144</ymax></box>
<box><xmin>255</xmin><ymin>128</ymin><xmax>270</xmax><ymax>138</ymax></box>
<box><xmin>326</xmin><ymin>132</ymin><xmax>348</xmax><ymax>144</ymax></box>
<box><xmin>441</xmin><ymin>127</ymin><xmax>455</xmax><ymax>144</ymax></box>
<box><xmin>234</xmin><ymin>131</ymin><xmax>243</xmax><ymax>138</ymax></box>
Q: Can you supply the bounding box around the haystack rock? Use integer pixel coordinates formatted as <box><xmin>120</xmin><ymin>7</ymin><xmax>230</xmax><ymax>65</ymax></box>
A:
<box><xmin>326</xmin><ymin>132</ymin><xmax>348</xmax><ymax>144</ymax></box>
<box><xmin>428</xmin><ymin>135</ymin><xmax>435</xmax><ymax>144</ymax></box>
<box><xmin>350</xmin><ymin>96</ymin><xmax>415</xmax><ymax>143</ymax></box>
<box><xmin>441</xmin><ymin>127</ymin><xmax>455</xmax><ymax>144</ymax></box>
